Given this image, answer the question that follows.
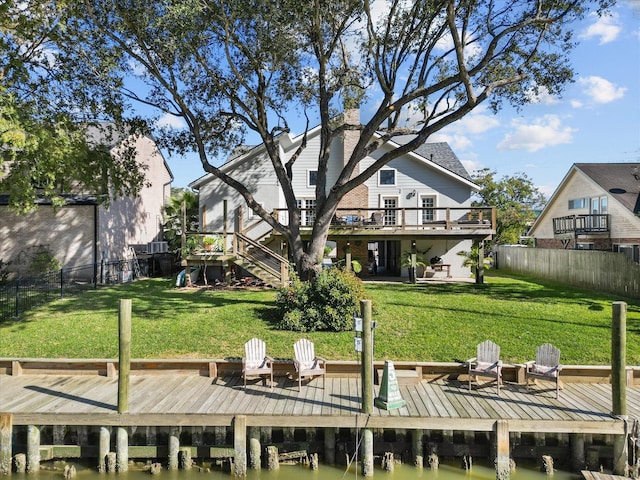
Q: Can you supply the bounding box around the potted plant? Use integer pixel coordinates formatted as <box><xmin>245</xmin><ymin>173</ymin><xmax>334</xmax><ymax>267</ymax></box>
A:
<box><xmin>202</xmin><ymin>235</ymin><xmax>223</xmax><ymax>252</ymax></box>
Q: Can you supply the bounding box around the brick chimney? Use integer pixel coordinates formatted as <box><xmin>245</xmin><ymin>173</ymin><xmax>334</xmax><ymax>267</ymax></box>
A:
<box><xmin>338</xmin><ymin>108</ymin><xmax>369</xmax><ymax>210</ymax></box>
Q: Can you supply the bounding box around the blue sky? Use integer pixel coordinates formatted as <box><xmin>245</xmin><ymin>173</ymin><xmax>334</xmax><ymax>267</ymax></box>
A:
<box><xmin>163</xmin><ymin>1</ymin><xmax>640</xmax><ymax>199</ymax></box>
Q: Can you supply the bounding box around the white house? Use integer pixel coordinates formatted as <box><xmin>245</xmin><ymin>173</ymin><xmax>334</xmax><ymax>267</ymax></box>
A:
<box><xmin>189</xmin><ymin>114</ymin><xmax>494</xmax><ymax>282</ymax></box>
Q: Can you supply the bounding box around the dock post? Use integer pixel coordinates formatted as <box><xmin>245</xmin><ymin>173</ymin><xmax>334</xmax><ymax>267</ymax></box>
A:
<box><xmin>324</xmin><ymin>428</ymin><xmax>336</xmax><ymax>465</ymax></box>
<box><xmin>570</xmin><ymin>434</ymin><xmax>585</xmax><ymax>472</ymax></box>
<box><xmin>612</xmin><ymin>301</ymin><xmax>627</xmax><ymax>476</ymax></box>
<box><xmin>98</xmin><ymin>427</ymin><xmax>110</xmax><ymax>473</ymax></box>
<box><xmin>413</xmin><ymin>429</ymin><xmax>423</xmax><ymax>468</ymax></box>
<box><xmin>118</xmin><ymin>298</ymin><xmax>132</xmax><ymax>413</ymax></box>
<box><xmin>0</xmin><ymin>414</ymin><xmax>12</xmax><ymax>475</ymax></box>
<box><xmin>495</xmin><ymin>420</ymin><xmax>510</xmax><ymax>480</ymax></box>
<box><xmin>361</xmin><ymin>299</ymin><xmax>374</xmax><ymax>413</ymax></box>
<box><xmin>248</xmin><ymin>427</ymin><xmax>261</xmax><ymax>469</ymax></box>
<box><xmin>26</xmin><ymin>425</ymin><xmax>40</xmax><ymax>473</ymax></box>
<box><xmin>233</xmin><ymin>415</ymin><xmax>247</xmax><ymax>477</ymax></box>
<box><xmin>168</xmin><ymin>427</ymin><xmax>179</xmax><ymax>470</ymax></box>
<box><xmin>116</xmin><ymin>427</ymin><xmax>128</xmax><ymax>472</ymax></box>
<box><xmin>362</xmin><ymin>428</ymin><xmax>374</xmax><ymax>477</ymax></box>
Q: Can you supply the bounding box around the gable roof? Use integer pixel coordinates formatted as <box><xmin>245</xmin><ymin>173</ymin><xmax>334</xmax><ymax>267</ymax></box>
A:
<box><xmin>575</xmin><ymin>163</ymin><xmax>640</xmax><ymax>214</ymax></box>
<box><xmin>189</xmin><ymin>128</ymin><xmax>475</xmax><ymax>189</ymax></box>
<box><xmin>391</xmin><ymin>136</ymin><xmax>472</xmax><ymax>182</ymax></box>
<box><xmin>529</xmin><ymin>162</ymin><xmax>640</xmax><ymax>234</ymax></box>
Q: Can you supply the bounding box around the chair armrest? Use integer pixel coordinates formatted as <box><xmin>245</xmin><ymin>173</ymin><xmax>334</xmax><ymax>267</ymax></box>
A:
<box><xmin>465</xmin><ymin>357</ymin><xmax>476</xmax><ymax>366</ymax></box>
<box><xmin>315</xmin><ymin>356</ymin><xmax>327</xmax><ymax>363</ymax></box>
<box><xmin>265</xmin><ymin>355</ymin><xmax>275</xmax><ymax>365</ymax></box>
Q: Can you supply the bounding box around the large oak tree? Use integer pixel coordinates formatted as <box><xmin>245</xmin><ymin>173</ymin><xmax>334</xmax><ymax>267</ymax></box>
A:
<box><xmin>9</xmin><ymin>0</ymin><xmax>615</xmax><ymax>278</ymax></box>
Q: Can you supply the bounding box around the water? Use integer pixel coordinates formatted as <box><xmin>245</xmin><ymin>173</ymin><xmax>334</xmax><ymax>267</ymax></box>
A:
<box><xmin>25</xmin><ymin>460</ymin><xmax>579</xmax><ymax>480</ymax></box>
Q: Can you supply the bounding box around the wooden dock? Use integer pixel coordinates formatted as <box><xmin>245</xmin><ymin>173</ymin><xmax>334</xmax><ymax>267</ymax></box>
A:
<box><xmin>1</xmin><ymin>373</ymin><xmax>638</xmax><ymax>433</ymax></box>
<box><xmin>1</xmin><ymin>360</ymin><xmax>638</xmax><ymax>478</ymax></box>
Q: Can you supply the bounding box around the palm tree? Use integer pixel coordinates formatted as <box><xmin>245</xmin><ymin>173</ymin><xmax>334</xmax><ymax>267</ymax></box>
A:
<box><xmin>162</xmin><ymin>189</ymin><xmax>199</xmax><ymax>257</ymax></box>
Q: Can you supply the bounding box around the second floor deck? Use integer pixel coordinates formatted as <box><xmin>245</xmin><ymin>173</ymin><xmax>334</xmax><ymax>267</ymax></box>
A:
<box><xmin>553</xmin><ymin>214</ymin><xmax>610</xmax><ymax>237</ymax></box>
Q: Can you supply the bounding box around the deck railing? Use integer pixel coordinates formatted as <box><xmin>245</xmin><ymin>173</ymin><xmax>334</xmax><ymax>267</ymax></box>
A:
<box><xmin>552</xmin><ymin>214</ymin><xmax>610</xmax><ymax>235</ymax></box>
<box><xmin>272</xmin><ymin>206</ymin><xmax>496</xmax><ymax>231</ymax></box>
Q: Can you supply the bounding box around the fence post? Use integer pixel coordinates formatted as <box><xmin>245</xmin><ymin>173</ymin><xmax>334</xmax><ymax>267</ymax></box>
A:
<box><xmin>60</xmin><ymin>268</ymin><xmax>64</xmax><ymax>299</ymax></box>
<box><xmin>14</xmin><ymin>281</ymin><xmax>19</xmax><ymax>317</ymax></box>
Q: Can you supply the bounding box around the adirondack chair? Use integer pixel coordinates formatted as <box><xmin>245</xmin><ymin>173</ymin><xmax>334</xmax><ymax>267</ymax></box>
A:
<box><xmin>525</xmin><ymin>343</ymin><xmax>562</xmax><ymax>399</ymax></box>
<box><xmin>293</xmin><ymin>338</ymin><xmax>326</xmax><ymax>391</ymax></box>
<box><xmin>242</xmin><ymin>338</ymin><xmax>274</xmax><ymax>389</ymax></box>
<box><xmin>467</xmin><ymin>340</ymin><xmax>503</xmax><ymax>395</ymax></box>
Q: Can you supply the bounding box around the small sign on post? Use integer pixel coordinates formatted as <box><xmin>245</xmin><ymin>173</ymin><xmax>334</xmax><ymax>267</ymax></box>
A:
<box><xmin>375</xmin><ymin>360</ymin><xmax>406</xmax><ymax>410</ymax></box>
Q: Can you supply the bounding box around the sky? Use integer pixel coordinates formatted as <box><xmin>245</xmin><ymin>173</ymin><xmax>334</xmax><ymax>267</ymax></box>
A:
<box><xmin>163</xmin><ymin>1</ymin><xmax>640</xmax><ymax>199</ymax></box>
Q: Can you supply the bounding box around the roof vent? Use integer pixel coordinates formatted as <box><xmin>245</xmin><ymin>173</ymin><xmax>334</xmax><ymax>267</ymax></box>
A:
<box><xmin>609</xmin><ymin>188</ymin><xmax>627</xmax><ymax>194</ymax></box>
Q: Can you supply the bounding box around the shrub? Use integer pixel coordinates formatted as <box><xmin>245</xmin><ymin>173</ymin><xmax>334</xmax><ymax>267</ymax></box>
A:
<box><xmin>275</xmin><ymin>267</ymin><xmax>367</xmax><ymax>332</ymax></box>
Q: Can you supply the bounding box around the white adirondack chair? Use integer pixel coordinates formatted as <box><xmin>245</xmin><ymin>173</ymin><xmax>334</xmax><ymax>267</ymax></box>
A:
<box><xmin>293</xmin><ymin>338</ymin><xmax>326</xmax><ymax>391</ymax></box>
<box><xmin>525</xmin><ymin>343</ymin><xmax>562</xmax><ymax>399</ymax></box>
<box><xmin>242</xmin><ymin>338</ymin><xmax>273</xmax><ymax>389</ymax></box>
<box><xmin>467</xmin><ymin>340</ymin><xmax>503</xmax><ymax>396</ymax></box>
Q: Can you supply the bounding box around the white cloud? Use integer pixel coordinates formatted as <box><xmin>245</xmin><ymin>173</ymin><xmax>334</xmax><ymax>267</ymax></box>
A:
<box><xmin>570</xmin><ymin>99</ymin><xmax>584</xmax><ymax>109</ymax></box>
<box><xmin>578</xmin><ymin>76</ymin><xmax>626</xmax><ymax>104</ymax></box>
<box><xmin>526</xmin><ymin>85</ymin><xmax>560</xmax><ymax>105</ymax></box>
<box><xmin>579</xmin><ymin>12</ymin><xmax>622</xmax><ymax>44</ymax></box>
<box><xmin>497</xmin><ymin>115</ymin><xmax>576</xmax><ymax>152</ymax></box>
<box><xmin>429</xmin><ymin>132</ymin><xmax>473</xmax><ymax>151</ymax></box>
<box><xmin>156</xmin><ymin>113</ymin><xmax>186</xmax><ymax>129</ymax></box>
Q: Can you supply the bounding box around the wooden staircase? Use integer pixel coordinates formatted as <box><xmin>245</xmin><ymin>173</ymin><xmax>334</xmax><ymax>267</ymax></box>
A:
<box><xmin>232</xmin><ymin>233</ymin><xmax>289</xmax><ymax>287</ymax></box>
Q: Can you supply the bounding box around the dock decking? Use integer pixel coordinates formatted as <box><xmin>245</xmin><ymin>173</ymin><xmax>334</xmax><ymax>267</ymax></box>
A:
<box><xmin>1</xmin><ymin>373</ymin><xmax>638</xmax><ymax>434</ymax></box>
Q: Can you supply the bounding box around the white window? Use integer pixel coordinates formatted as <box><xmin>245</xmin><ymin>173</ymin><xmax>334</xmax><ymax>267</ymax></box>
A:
<box><xmin>297</xmin><ymin>198</ymin><xmax>316</xmax><ymax>226</ymax></box>
<box><xmin>568</xmin><ymin>198</ymin><xmax>588</xmax><ymax>210</ymax></box>
<box><xmin>378</xmin><ymin>168</ymin><xmax>396</xmax><ymax>186</ymax></box>
<box><xmin>382</xmin><ymin>197</ymin><xmax>397</xmax><ymax>225</ymax></box>
<box><xmin>421</xmin><ymin>195</ymin><xmax>436</xmax><ymax>223</ymax></box>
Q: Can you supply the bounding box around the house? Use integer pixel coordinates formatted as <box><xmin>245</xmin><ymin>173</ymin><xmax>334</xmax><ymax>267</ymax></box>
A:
<box><xmin>528</xmin><ymin>163</ymin><xmax>640</xmax><ymax>262</ymax></box>
<box><xmin>0</xmin><ymin>132</ymin><xmax>173</xmax><ymax>279</ymax></box>
<box><xmin>188</xmin><ymin>111</ymin><xmax>495</xmax><ymax>284</ymax></box>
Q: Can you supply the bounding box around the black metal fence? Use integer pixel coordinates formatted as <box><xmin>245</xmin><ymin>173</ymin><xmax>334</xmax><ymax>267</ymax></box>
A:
<box><xmin>0</xmin><ymin>256</ymin><xmax>174</xmax><ymax>321</ymax></box>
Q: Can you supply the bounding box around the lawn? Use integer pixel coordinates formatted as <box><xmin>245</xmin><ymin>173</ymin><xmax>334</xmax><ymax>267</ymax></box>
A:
<box><xmin>0</xmin><ymin>272</ymin><xmax>638</xmax><ymax>365</ymax></box>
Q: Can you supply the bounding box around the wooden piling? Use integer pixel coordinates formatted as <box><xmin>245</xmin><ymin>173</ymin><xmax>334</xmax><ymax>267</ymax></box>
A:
<box><xmin>324</xmin><ymin>427</ymin><xmax>336</xmax><ymax>465</ymax></box>
<box><xmin>362</xmin><ymin>428</ymin><xmax>374</xmax><ymax>477</ymax></box>
<box><xmin>98</xmin><ymin>427</ymin><xmax>110</xmax><ymax>473</ymax></box>
<box><xmin>0</xmin><ymin>414</ymin><xmax>12</xmax><ymax>475</ymax></box>
<box><xmin>612</xmin><ymin>301</ymin><xmax>627</xmax><ymax>414</ymax></box>
<box><xmin>118</xmin><ymin>299</ymin><xmax>132</xmax><ymax>413</ymax></box>
<box><xmin>612</xmin><ymin>301</ymin><xmax>627</xmax><ymax>476</ymax></box>
<box><xmin>26</xmin><ymin>425</ymin><xmax>40</xmax><ymax>473</ymax></box>
<box><xmin>495</xmin><ymin>420</ymin><xmax>510</xmax><ymax>480</ymax></box>
<box><xmin>168</xmin><ymin>427</ymin><xmax>179</xmax><ymax>470</ymax></box>
<box><xmin>116</xmin><ymin>427</ymin><xmax>128</xmax><ymax>472</ymax></box>
<box><xmin>361</xmin><ymin>299</ymin><xmax>373</xmax><ymax>414</ymax></box>
<box><xmin>570</xmin><ymin>434</ymin><xmax>585</xmax><ymax>472</ymax></box>
<box><xmin>266</xmin><ymin>446</ymin><xmax>279</xmax><ymax>470</ymax></box>
<box><xmin>233</xmin><ymin>415</ymin><xmax>247</xmax><ymax>477</ymax></box>
<box><xmin>248</xmin><ymin>426</ymin><xmax>261</xmax><ymax>469</ymax></box>
<box><xmin>413</xmin><ymin>428</ymin><xmax>423</xmax><ymax>468</ymax></box>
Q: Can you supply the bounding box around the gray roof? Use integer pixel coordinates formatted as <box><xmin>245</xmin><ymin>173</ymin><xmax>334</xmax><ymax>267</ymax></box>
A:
<box><xmin>575</xmin><ymin>163</ymin><xmax>640</xmax><ymax>215</ymax></box>
<box><xmin>392</xmin><ymin>136</ymin><xmax>472</xmax><ymax>181</ymax></box>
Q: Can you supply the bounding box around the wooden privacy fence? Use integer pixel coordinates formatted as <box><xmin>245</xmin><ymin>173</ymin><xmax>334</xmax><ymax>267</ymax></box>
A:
<box><xmin>495</xmin><ymin>247</ymin><xmax>640</xmax><ymax>299</ymax></box>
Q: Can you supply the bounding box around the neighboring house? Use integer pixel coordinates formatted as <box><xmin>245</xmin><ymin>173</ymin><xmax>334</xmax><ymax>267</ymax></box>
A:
<box><xmin>0</xmin><ymin>133</ymin><xmax>173</xmax><ymax>278</ymax></box>
<box><xmin>189</xmin><ymin>111</ymin><xmax>495</xmax><ymax>283</ymax></box>
<box><xmin>528</xmin><ymin>163</ymin><xmax>640</xmax><ymax>262</ymax></box>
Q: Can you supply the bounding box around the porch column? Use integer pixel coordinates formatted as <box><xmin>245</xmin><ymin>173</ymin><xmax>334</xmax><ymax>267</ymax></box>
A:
<box><xmin>475</xmin><ymin>240</ymin><xmax>485</xmax><ymax>284</ymax></box>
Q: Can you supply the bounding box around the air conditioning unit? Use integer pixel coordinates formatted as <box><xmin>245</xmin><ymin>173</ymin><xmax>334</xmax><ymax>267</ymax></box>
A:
<box><xmin>147</xmin><ymin>241</ymin><xmax>169</xmax><ymax>253</ymax></box>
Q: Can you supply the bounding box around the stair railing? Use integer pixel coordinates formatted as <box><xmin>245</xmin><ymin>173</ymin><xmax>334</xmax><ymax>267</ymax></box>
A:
<box><xmin>234</xmin><ymin>232</ymin><xmax>289</xmax><ymax>286</ymax></box>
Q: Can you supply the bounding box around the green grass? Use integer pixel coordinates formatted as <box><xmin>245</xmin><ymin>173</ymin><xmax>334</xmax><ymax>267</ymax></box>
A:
<box><xmin>0</xmin><ymin>272</ymin><xmax>638</xmax><ymax>365</ymax></box>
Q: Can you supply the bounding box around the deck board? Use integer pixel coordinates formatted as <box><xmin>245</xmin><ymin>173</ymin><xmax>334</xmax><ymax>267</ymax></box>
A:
<box><xmin>1</xmin><ymin>373</ymin><xmax>637</xmax><ymax>434</ymax></box>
